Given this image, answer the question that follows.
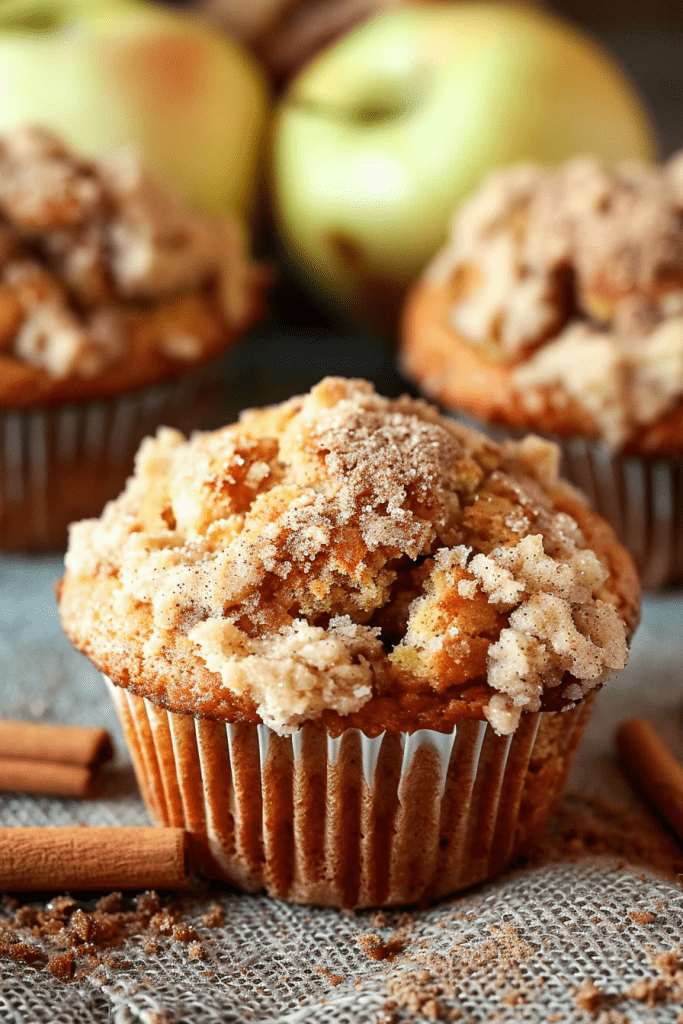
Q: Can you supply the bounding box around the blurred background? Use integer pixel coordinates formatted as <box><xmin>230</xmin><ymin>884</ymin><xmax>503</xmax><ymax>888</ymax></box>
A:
<box><xmin>171</xmin><ymin>0</ymin><xmax>683</xmax><ymax>403</ymax></box>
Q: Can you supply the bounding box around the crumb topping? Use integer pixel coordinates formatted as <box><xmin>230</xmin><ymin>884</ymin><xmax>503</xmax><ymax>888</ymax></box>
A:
<box><xmin>63</xmin><ymin>378</ymin><xmax>630</xmax><ymax>735</ymax></box>
<box><xmin>429</xmin><ymin>155</ymin><xmax>683</xmax><ymax>446</ymax></box>
<box><xmin>0</xmin><ymin>127</ymin><xmax>260</xmax><ymax>379</ymax></box>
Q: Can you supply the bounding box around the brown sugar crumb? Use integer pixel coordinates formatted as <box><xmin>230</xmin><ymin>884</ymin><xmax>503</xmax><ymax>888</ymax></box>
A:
<box><xmin>569</xmin><ymin>947</ymin><xmax>683</xmax><ymax>1018</ymax></box>
<box><xmin>575</xmin><ymin>977</ymin><xmax>605</xmax><ymax>1014</ymax></box>
<box><xmin>46</xmin><ymin>949</ymin><xmax>76</xmax><ymax>980</ymax></box>
<box><xmin>199</xmin><ymin>902</ymin><xmax>224</xmax><ymax>929</ymax></box>
<box><xmin>358</xmin><ymin>932</ymin><xmax>406</xmax><ymax>962</ymax></box>
<box><xmin>0</xmin><ymin>889</ymin><xmax>219</xmax><ymax>983</ymax></box>
<box><xmin>170</xmin><ymin>923</ymin><xmax>198</xmax><ymax>943</ymax></box>
<box><xmin>314</xmin><ymin>966</ymin><xmax>344</xmax><ymax>986</ymax></box>
<box><xmin>383</xmin><ymin>968</ymin><xmax>455</xmax><ymax>1022</ymax></box>
<box><xmin>381</xmin><ymin>922</ymin><xmax>536</xmax><ymax>1021</ymax></box>
<box><xmin>629</xmin><ymin>910</ymin><xmax>656</xmax><ymax>925</ymax></box>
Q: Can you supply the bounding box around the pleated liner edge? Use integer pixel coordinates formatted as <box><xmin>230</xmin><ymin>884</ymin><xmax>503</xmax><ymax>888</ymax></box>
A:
<box><xmin>106</xmin><ymin>678</ymin><xmax>594</xmax><ymax>908</ymax></box>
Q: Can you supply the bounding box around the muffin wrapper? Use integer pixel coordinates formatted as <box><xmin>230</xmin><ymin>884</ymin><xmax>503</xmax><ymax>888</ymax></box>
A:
<box><xmin>0</xmin><ymin>371</ymin><xmax>216</xmax><ymax>551</ymax></box>
<box><xmin>558</xmin><ymin>436</ymin><xmax>683</xmax><ymax>590</ymax></box>
<box><xmin>106</xmin><ymin>677</ymin><xmax>594</xmax><ymax>908</ymax></box>
<box><xmin>454</xmin><ymin>412</ymin><xmax>683</xmax><ymax>589</ymax></box>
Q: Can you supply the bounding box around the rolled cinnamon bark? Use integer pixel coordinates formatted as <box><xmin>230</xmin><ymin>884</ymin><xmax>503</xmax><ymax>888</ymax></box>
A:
<box><xmin>617</xmin><ymin>718</ymin><xmax>683</xmax><ymax>841</ymax></box>
<box><xmin>0</xmin><ymin>827</ymin><xmax>190</xmax><ymax>891</ymax></box>
<box><xmin>0</xmin><ymin>759</ymin><xmax>96</xmax><ymax>799</ymax></box>
<box><xmin>0</xmin><ymin>720</ymin><xmax>113</xmax><ymax>768</ymax></box>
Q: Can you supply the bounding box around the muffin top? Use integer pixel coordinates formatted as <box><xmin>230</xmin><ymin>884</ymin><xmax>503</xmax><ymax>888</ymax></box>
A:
<box><xmin>422</xmin><ymin>155</ymin><xmax>683</xmax><ymax>449</ymax></box>
<box><xmin>59</xmin><ymin>378</ymin><xmax>639</xmax><ymax>736</ymax></box>
<box><xmin>0</xmin><ymin>127</ymin><xmax>267</xmax><ymax>408</ymax></box>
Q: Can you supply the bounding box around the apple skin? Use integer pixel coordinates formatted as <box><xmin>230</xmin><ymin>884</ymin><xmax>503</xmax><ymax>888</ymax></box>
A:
<box><xmin>271</xmin><ymin>1</ymin><xmax>656</xmax><ymax>325</ymax></box>
<box><xmin>0</xmin><ymin>0</ymin><xmax>269</xmax><ymax>215</ymax></box>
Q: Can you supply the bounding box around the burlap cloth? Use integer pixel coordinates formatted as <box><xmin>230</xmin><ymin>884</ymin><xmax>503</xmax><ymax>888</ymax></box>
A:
<box><xmin>0</xmin><ymin>548</ymin><xmax>681</xmax><ymax>1023</ymax></box>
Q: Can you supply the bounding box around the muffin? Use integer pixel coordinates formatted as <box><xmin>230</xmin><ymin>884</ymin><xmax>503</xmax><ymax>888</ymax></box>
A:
<box><xmin>59</xmin><ymin>377</ymin><xmax>640</xmax><ymax>908</ymax></box>
<box><xmin>0</xmin><ymin>126</ymin><xmax>268</xmax><ymax>550</ymax></box>
<box><xmin>401</xmin><ymin>156</ymin><xmax>683</xmax><ymax>588</ymax></box>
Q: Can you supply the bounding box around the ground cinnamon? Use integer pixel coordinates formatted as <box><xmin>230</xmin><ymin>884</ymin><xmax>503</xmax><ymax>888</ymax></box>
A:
<box><xmin>617</xmin><ymin>718</ymin><xmax>683</xmax><ymax>842</ymax></box>
<box><xmin>0</xmin><ymin>827</ymin><xmax>190</xmax><ymax>891</ymax></box>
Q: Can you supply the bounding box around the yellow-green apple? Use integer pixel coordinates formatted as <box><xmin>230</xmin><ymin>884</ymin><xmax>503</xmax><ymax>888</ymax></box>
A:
<box><xmin>271</xmin><ymin>1</ymin><xmax>655</xmax><ymax>327</ymax></box>
<box><xmin>0</xmin><ymin>0</ymin><xmax>269</xmax><ymax>215</ymax></box>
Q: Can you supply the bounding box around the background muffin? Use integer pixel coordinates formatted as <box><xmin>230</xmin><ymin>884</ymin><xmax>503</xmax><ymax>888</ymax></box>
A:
<box><xmin>59</xmin><ymin>377</ymin><xmax>639</xmax><ymax>908</ymax></box>
<box><xmin>401</xmin><ymin>155</ymin><xmax>683</xmax><ymax>587</ymax></box>
<box><xmin>0</xmin><ymin>127</ymin><xmax>268</xmax><ymax>550</ymax></box>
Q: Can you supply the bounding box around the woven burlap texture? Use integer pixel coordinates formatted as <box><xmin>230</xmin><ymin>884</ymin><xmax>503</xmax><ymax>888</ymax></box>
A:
<box><xmin>1</xmin><ymin>553</ymin><xmax>682</xmax><ymax>1023</ymax></box>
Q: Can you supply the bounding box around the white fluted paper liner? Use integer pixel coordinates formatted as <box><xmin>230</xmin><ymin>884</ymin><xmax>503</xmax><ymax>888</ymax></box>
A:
<box><xmin>105</xmin><ymin>677</ymin><xmax>594</xmax><ymax>908</ymax></box>
<box><xmin>0</xmin><ymin>372</ymin><xmax>214</xmax><ymax>551</ymax></box>
<box><xmin>559</xmin><ymin>436</ymin><xmax>683</xmax><ymax>590</ymax></box>
<box><xmin>451</xmin><ymin>411</ymin><xmax>683</xmax><ymax>590</ymax></box>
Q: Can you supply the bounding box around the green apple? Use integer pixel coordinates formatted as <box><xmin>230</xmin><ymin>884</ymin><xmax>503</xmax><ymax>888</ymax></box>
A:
<box><xmin>271</xmin><ymin>1</ymin><xmax>655</xmax><ymax>325</ymax></box>
<box><xmin>0</xmin><ymin>0</ymin><xmax>269</xmax><ymax>215</ymax></box>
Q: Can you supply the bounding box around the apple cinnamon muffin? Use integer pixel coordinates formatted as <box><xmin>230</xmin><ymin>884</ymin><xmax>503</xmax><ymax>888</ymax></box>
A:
<box><xmin>401</xmin><ymin>155</ymin><xmax>683</xmax><ymax>587</ymax></box>
<box><xmin>59</xmin><ymin>377</ymin><xmax>639</xmax><ymax>907</ymax></box>
<box><xmin>0</xmin><ymin>126</ymin><xmax>268</xmax><ymax>549</ymax></box>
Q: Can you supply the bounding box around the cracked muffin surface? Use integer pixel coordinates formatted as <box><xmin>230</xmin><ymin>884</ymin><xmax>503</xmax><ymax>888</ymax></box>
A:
<box><xmin>0</xmin><ymin>127</ymin><xmax>267</xmax><ymax>408</ymax></box>
<box><xmin>59</xmin><ymin>378</ymin><xmax>640</xmax><ymax>736</ymax></box>
<box><xmin>403</xmin><ymin>155</ymin><xmax>683</xmax><ymax>455</ymax></box>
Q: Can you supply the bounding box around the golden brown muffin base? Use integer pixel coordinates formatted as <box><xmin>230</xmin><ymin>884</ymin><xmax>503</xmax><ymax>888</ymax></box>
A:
<box><xmin>401</xmin><ymin>278</ymin><xmax>683</xmax><ymax>459</ymax></box>
<box><xmin>58</xmin><ymin>485</ymin><xmax>639</xmax><ymax>734</ymax></box>
<box><xmin>0</xmin><ymin>287</ymin><xmax>251</xmax><ymax>410</ymax></box>
<box><xmin>108</xmin><ymin>680</ymin><xmax>594</xmax><ymax>908</ymax></box>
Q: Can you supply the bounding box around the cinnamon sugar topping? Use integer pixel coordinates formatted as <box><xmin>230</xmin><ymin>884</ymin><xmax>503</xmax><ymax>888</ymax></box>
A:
<box><xmin>430</xmin><ymin>155</ymin><xmax>683</xmax><ymax>446</ymax></box>
<box><xmin>0</xmin><ymin>127</ymin><xmax>260</xmax><ymax>379</ymax></box>
<box><xmin>63</xmin><ymin>378</ymin><xmax>630</xmax><ymax>735</ymax></box>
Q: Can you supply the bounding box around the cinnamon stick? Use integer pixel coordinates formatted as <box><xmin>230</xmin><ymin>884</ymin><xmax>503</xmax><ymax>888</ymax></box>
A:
<box><xmin>617</xmin><ymin>717</ymin><xmax>683</xmax><ymax>841</ymax></box>
<box><xmin>0</xmin><ymin>720</ymin><xmax>113</xmax><ymax>768</ymax></box>
<box><xmin>0</xmin><ymin>827</ymin><xmax>190</xmax><ymax>891</ymax></box>
<box><xmin>0</xmin><ymin>759</ymin><xmax>96</xmax><ymax>799</ymax></box>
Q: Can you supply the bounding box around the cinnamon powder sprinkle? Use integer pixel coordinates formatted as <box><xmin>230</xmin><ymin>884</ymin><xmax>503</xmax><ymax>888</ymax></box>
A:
<box><xmin>358</xmin><ymin>931</ymin><xmax>407</xmax><ymax>962</ymax></box>
<box><xmin>522</xmin><ymin>792</ymin><xmax>683</xmax><ymax>879</ymax></box>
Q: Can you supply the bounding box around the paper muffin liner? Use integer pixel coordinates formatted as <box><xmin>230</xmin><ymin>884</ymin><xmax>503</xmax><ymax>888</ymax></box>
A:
<box><xmin>0</xmin><ymin>370</ymin><xmax>220</xmax><ymax>551</ymax></box>
<box><xmin>105</xmin><ymin>677</ymin><xmax>594</xmax><ymax>908</ymax></box>
<box><xmin>557</xmin><ymin>436</ymin><xmax>683</xmax><ymax>590</ymax></box>
<box><xmin>451</xmin><ymin>412</ymin><xmax>683</xmax><ymax>590</ymax></box>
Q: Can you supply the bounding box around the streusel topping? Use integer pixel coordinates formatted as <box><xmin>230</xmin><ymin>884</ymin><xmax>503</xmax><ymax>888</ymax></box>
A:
<box><xmin>0</xmin><ymin>127</ymin><xmax>259</xmax><ymax>379</ymax></box>
<box><xmin>428</xmin><ymin>155</ymin><xmax>683</xmax><ymax>447</ymax></box>
<box><xmin>64</xmin><ymin>378</ymin><xmax>630</xmax><ymax>735</ymax></box>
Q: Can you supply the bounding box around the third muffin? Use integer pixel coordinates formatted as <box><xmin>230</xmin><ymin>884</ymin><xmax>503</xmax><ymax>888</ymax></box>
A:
<box><xmin>401</xmin><ymin>156</ymin><xmax>683</xmax><ymax>587</ymax></box>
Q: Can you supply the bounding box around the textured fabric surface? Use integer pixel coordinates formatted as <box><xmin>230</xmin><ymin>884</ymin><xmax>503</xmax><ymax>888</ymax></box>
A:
<box><xmin>1</xmin><ymin>551</ymin><xmax>683</xmax><ymax>1022</ymax></box>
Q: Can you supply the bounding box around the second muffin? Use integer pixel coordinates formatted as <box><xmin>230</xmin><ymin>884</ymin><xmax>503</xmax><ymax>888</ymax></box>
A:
<box><xmin>402</xmin><ymin>156</ymin><xmax>683</xmax><ymax>587</ymax></box>
<box><xmin>59</xmin><ymin>378</ymin><xmax>640</xmax><ymax>907</ymax></box>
